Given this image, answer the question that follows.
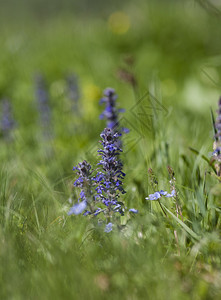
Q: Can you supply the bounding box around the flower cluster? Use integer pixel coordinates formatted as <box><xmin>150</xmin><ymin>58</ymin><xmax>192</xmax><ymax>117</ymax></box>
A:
<box><xmin>146</xmin><ymin>189</ymin><xmax>175</xmax><ymax>201</ymax></box>
<box><xmin>68</xmin><ymin>87</ymin><xmax>137</xmax><ymax>233</ymax></box>
<box><xmin>35</xmin><ymin>74</ymin><xmax>51</xmax><ymax>137</ymax></box>
<box><xmin>1</xmin><ymin>99</ymin><xmax>16</xmax><ymax>139</ymax></box>
<box><xmin>100</xmin><ymin>88</ymin><xmax>129</xmax><ymax>134</ymax></box>
<box><xmin>68</xmin><ymin>160</ymin><xmax>96</xmax><ymax>215</ymax></box>
<box><xmin>96</xmin><ymin>128</ymin><xmax>126</xmax><ymax>215</ymax></box>
<box><xmin>68</xmin><ymin>128</ymin><xmax>138</xmax><ymax>232</ymax></box>
<box><xmin>212</xmin><ymin>97</ymin><xmax>221</xmax><ymax>176</ymax></box>
<box><xmin>66</xmin><ymin>74</ymin><xmax>80</xmax><ymax>113</ymax></box>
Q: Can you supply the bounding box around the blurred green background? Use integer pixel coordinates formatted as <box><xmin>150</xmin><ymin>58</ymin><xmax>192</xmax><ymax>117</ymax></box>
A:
<box><xmin>1</xmin><ymin>0</ymin><xmax>221</xmax><ymax>299</ymax></box>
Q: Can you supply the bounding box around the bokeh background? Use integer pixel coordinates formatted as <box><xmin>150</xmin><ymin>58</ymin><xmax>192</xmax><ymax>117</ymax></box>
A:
<box><xmin>1</xmin><ymin>1</ymin><xmax>221</xmax><ymax>299</ymax></box>
<box><xmin>1</xmin><ymin>0</ymin><xmax>221</xmax><ymax>149</ymax></box>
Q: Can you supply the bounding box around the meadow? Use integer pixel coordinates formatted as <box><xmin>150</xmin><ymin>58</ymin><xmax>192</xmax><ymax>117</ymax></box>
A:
<box><xmin>1</xmin><ymin>1</ymin><xmax>221</xmax><ymax>299</ymax></box>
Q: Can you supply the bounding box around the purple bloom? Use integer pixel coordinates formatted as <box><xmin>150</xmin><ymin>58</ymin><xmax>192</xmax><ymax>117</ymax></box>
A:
<box><xmin>72</xmin><ymin>160</ymin><xmax>93</xmax><ymax>189</ymax></box>
<box><xmin>69</xmin><ymin>160</ymin><xmax>97</xmax><ymax>215</ymax></box>
<box><xmin>122</xmin><ymin>127</ymin><xmax>130</xmax><ymax>134</ymax></box>
<box><xmin>212</xmin><ymin>97</ymin><xmax>221</xmax><ymax>176</ymax></box>
<box><xmin>83</xmin><ymin>211</ymin><xmax>92</xmax><ymax>216</ymax></box>
<box><xmin>1</xmin><ymin>99</ymin><xmax>16</xmax><ymax>139</ymax></box>
<box><xmin>104</xmin><ymin>222</ymin><xmax>113</xmax><ymax>233</ymax></box>
<box><xmin>99</xmin><ymin>88</ymin><xmax>128</xmax><ymax>134</ymax></box>
<box><xmin>66</xmin><ymin>74</ymin><xmax>80</xmax><ymax>113</ymax></box>
<box><xmin>215</xmin><ymin>97</ymin><xmax>221</xmax><ymax>142</ymax></box>
<box><xmin>96</xmin><ymin>128</ymin><xmax>126</xmax><ymax>214</ymax></box>
<box><xmin>159</xmin><ymin>190</ymin><xmax>167</xmax><ymax>196</ymax></box>
<box><xmin>35</xmin><ymin>74</ymin><xmax>52</xmax><ymax>138</ymax></box>
<box><xmin>213</xmin><ymin>147</ymin><xmax>221</xmax><ymax>156</ymax></box>
<box><xmin>68</xmin><ymin>200</ymin><xmax>87</xmax><ymax>215</ymax></box>
<box><xmin>80</xmin><ymin>190</ymin><xmax>85</xmax><ymax>199</ymax></box>
<box><xmin>94</xmin><ymin>208</ymin><xmax>102</xmax><ymax>216</ymax></box>
<box><xmin>129</xmin><ymin>208</ymin><xmax>138</xmax><ymax>213</ymax></box>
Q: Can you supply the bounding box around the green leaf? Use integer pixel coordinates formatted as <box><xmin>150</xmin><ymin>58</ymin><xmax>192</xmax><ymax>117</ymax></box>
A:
<box><xmin>161</xmin><ymin>204</ymin><xmax>200</xmax><ymax>241</ymax></box>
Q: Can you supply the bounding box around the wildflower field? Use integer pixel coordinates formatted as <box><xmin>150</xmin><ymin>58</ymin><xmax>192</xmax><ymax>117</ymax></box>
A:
<box><xmin>1</xmin><ymin>0</ymin><xmax>221</xmax><ymax>299</ymax></box>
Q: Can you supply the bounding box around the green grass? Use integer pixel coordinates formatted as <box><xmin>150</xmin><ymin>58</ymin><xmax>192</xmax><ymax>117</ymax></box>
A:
<box><xmin>0</xmin><ymin>1</ymin><xmax>221</xmax><ymax>299</ymax></box>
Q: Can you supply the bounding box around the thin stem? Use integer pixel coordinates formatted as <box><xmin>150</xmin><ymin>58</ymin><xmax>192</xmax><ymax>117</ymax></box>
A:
<box><xmin>157</xmin><ymin>200</ymin><xmax>167</xmax><ymax>217</ymax></box>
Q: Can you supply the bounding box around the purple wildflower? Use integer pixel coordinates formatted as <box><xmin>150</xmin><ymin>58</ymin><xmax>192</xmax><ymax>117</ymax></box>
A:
<box><xmin>69</xmin><ymin>160</ymin><xmax>96</xmax><ymax>215</ymax></box>
<box><xmin>213</xmin><ymin>97</ymin><xmax>221</xmax><ymax>176</ymax></box>
<box><xmin>1</xmin><ymin>99</ymin><xmax>15</xmax><ymax>139</ymax></box>
<box><xmin>68</xmin><ymin>200</ymin><xmax>87</xmax><ymax>215</ymax></box>
<box><xmin>214</xmin><ymin>97</ymin><xmax>221</xmax><ymax>142</ymax></box>
<box><xmin>104</xmin><ymin>222</ymin><xmax>113</xmax><ymax>233</ymax></box>
<box><xmin>35</xmin><ymin>74</ymin><xmax>52</xmax><ymax>137</ymax></box>
<box><xmin>100</xmin><ymin>88</ymin><xmax>129</xmax><ymax>134</ymax></box>
<box><xmin>66</xmin><ymin>74</ymin><xmax>80</xmax><ymax>113</ymax></box>
<box><xmin>96</xmin><ymin>128</ymin><xmax>126</xmax><ymax>214</ymax></box>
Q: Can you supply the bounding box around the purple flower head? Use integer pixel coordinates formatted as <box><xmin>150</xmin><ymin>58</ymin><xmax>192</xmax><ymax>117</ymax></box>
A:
<box><xmin>69</xmin><ymin>160</ymin><xmax>98</xmax><ymax>216</ymax></box>
<box><xmin>66</xmin><ymin>74</ymin><xmax>80</xmax><ymax>112</ymax></box>
<box><xmin>35</xmin><ymin>74</ymin><xmax>52</xmax><ymax>139</ymax></box>
<box><xmin>99</xmin><ymin>87</ymin><xmax>128</xmax><ymax>134</ymax></box>
<box><xmin>104</xmin><ymin>222</ymin><xmax>113</xmax><ymax>233</ymax></box>
<box><xmin>73</xmin><ymin>160</ymin><xmax>93</xmax><ymax>188</ymax></box>
<box><xmin>215</xmin><ymin>98</ymin><xmax>221</xmax><ymax>142</ymax></box>
<box><xmin>83</xmin><ymin>210</ymin><xmax>92</xmax><ymax>216</ymax></box>
<box><xmin>213</xmin><ymin>97</ymin><xmax>221</xmax><ymax>169</ymax></box>
<box><xmin>1</xmin><ymin>99</ymin><xmax>16</xmax><ymax>138</ymax></box>
<box><xmin>68</xmin><ymin>200</ymin><xmax>87</xmax><ymax>215</ymax></box>
<box><xmin>35</xmin><ymin>74</ymin><xmax>51</xmax><ymax>125</ymax></box>
<box><xmin>80</xmin><ymin>190</ymin><xmax>85</xmax><ymax>199</ymax></box>
<box><xmin>96</xmin><ymin>128</ymin><xmax>126</xmax><ymax>214</ymax></box>
<box><xmin>103</xmin><ymin>88</ymin><xmax>116</xmax><ymax>97</ymax></box>
<box><xmin>94</xmin><ymin>208</ymin><xmax>102</xmax><ymax>216</ymax></box>
<box><xmin>213</xmin><ymin>147</ymin><xmax>221</xmax><ymax>156</ymax></box>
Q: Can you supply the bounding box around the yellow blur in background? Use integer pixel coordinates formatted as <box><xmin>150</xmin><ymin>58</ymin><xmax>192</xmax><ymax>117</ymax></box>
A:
<box><xmin>108</xmin><ymin>11</ymin><xmax>130</xmax><ymax>35</ymax></box>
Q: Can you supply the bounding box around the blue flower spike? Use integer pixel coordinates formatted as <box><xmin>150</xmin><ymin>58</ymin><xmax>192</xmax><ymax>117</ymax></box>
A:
<box><xmin>96</xmin><ymin>128</ymin><xmax>126</xmax><ymax>214</ymax></box>
<box><xmin>99</xmin><ymin>88</ymin><xmax>128</xmax><ymax>134</ymax></box>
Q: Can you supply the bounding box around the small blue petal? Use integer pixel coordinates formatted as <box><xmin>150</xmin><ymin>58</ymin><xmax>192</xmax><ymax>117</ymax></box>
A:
<box><xmin>129</xmin><ymin>208</ymin><xmax>138</xmax><ymax>214</ymax></box>
<box><xmin>159</xmin><ymin>190</ymin><xmax>167</xmax><ymax>196</ymax></box>
<box><xmin>122</xmin><ymin>127</ymin><xmax>130</xmax><ymax>134</ymax></box>
<box><xmin>83</xmin><ymin>210</ymin><xmax>91</xmax><ymax>216</ymax></box>
<box><xmin>165</xmin><ymin>190</ymin><xmax>176</xmax><ymax>198</ymax></box>
<box><xmin>80</xmin><ymin>190</ymin><xmax>85</xmax><ymax>199</ymax></box>
<box><xmin>94</xmin><ymin>208</ymin><xmax>102</xmax><ymax>216</ymax></box>
<box><xmin>145</xmin><ymin>192</ymin><xmax>161</xmax><ymax>201</ymax></box>
<box><xmin>104</xmin><ymin>222</ymin><xmax>113</xmax><ymax>233</ymax></box>
<box><xmin>68</xmin><ymin>201</ymin><xmax>87</xmax><ymax>215</ymax></box>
